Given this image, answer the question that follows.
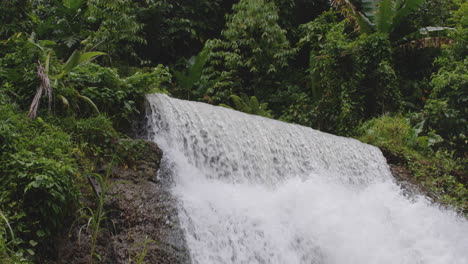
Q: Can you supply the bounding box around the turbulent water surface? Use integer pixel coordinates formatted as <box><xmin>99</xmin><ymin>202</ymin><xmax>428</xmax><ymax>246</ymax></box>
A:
<box><xmin>146</xmin><ymin>93</ymin><xmax>468</xmax><ymax>264</ymax></box>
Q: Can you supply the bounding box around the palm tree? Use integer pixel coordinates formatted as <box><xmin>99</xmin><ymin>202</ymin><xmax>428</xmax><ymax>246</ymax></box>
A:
<box><xmin>27</xmin><ymin>35</ymin><xmax>104</xmax><ymax>119</ymax></box>
<box><xmin>332</xmin><ymin>0</ymin><xmax>453</xmax><ymax>48</ymax></box>
<box><xmin>332</xmin><ymin>0</ymin><xmax>425</xmax><ymax>34</ymax></box>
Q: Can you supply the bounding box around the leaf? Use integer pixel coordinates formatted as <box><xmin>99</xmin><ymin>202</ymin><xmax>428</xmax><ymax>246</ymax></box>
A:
<box><xmin>230</xmin><ymin>95</ymin><xmax>249</xmax><ymax>113</ymax></box>
<box><xmin>38</xmin><ymin>40</ymin><xmax>57</xmax><ymax>48</ymax></box>
<box><xmin>187</xmin><ymin>49</ymin><xmax>208</xmax><ymax>81</ymax></box>
<box><xmin>45</xmin><ymin>51</ymin><xmax>52</xmax><ymax>74</ymax></box>
<box><xmin>62</xmin><ymin>35</ymin><xmax>81</xmax><ymax>48</ymax></box>
<box><xmin>393</xmin><ymin>0</ymin><xmax>425</xmax><ymax>29</ymax></box>
<box><xmin>175</xmin><ymin>49</ymin><xmax>208</xmax><ymax>91</ymax></box>
<box><xmin>57</xmin><ymin>94</ymin><xmax>70</xmax><ymax>110</ymax></box>
<box><xmin>375</xmin><ymin>0</ymin><xmax>395</xmax><ymax>34</ymax></box>
<box><xmin>361</xmin><ymin>0</ymin><xmax>379</xmax><ymax>24</ymax></box>
<box><xmin>174</xmin><ymin>70</ymin><xmax>190</xmax><ymax>89</ymax></box>
<box><xmin>58</xmin><ymin>51</ymin><xmax>105</xmax><ymax>78</ymax></box>
<box><xmin>356</xmin><ymin>13</ymin><xmax>374</xmax><ymax>33</ymax></box>
<box><xmin>249</xmin><ymin>96</ymin><xmax>260</xmax><ymax>113</ymax></box>
<box><xmin>60</xmin><ymin>50</ymin><xmax>81</xmax><ymax>77</ymax></box>
<box><xmin>63</xmin><ymin>0</ymin><xmax>84</xmax><ymax>10</ymax></box>
<box><xmin>0</xmin><ymin>210</ymin><xmax>14</xmax><ymax>240</ymax></box>
<box><xmin>79</xmin><ymin>52</ymin><xmax>106</xmax><ymax>64</ymax></box>
<box><xmin>78</xmin><ymin>94</ymin><xmax>100</xmax><ymax>114</ymax></box>
<box><xmin>219</xmin><ymin>104</ymin><xmax>233</xmax><ymax>109</ymax></box>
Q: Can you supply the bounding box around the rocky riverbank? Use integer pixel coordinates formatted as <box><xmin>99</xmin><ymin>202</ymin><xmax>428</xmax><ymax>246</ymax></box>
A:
<box><xmin>46</xmin><ymin>141</ymin><xmax>191</xmax><ymax>264</ymax></box>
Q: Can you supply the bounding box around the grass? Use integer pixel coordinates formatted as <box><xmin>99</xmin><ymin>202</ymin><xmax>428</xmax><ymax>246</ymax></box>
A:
<box><xmin>128</xmin><ymin>237</ymin><xmax>157</xmax><ymax>264</ymax></box>
<box><xmin>74</xmin><ymin>172</ymin><xmax>109</xmax><ymax>264</ymax></box>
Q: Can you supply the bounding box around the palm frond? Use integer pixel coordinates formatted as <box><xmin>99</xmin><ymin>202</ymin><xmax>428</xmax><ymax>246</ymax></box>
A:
<box><xmin>393</xmin><ymin>0</ymin><xmax>425</xmax><ymax>29</ymax></box>
<box><xmin>61</xmin><ymin>50</ymin><xmax>81</xmax><ymax>76</ymax></box>
<box><xmin>79</xmin><ymin>52</ymin><xmax>106</xmax><ymax>64</ymax></box>
<box><xmin>58</xmin><ymin>50</ymin><xmax>106</xmax><ymax>78</ymax></box>
<box><xmin>0</xmin><ymin>210</ymin><xmax>14</xmax><ymax>240</ymax></box>
<box><xmin>375</xmin><ymin>0</ymin><xmax>395</xmax><ymax>34</ymax></box>
<box><xmin>361</xmin><ymin>0</ymin><xmax>379</xmax><ymax>24</ymax></box>
<box><xmin>57</xmin><ymin>94</ymin><xmax>70</xmax><ymax>110</ymax></box>
<box><xmin>78</xmin><ymin>94</ymin><xmax>100</xmax><ymax>114</ymax></box>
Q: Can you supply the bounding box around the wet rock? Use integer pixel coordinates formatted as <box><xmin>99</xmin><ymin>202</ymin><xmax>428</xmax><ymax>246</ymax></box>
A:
<box><xmin>49</xmin><ymin>141</ymin><xmax>191</xmax><ymax>264</ymax></box>
<box><xmin>389</xmin><ymin>164</ymin><xmax>427</xmax><ymax>197</ymax></box>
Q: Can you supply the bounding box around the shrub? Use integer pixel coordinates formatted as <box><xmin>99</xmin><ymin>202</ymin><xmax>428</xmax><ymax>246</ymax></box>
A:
<box><xmin>67</xmin><ymin>63</ymin><xmax>171</xmax><ymax>128</ymax></box>
<box><xmin>199</xmin><ymin>0</ymin><xmax>294</xmax><ymax>104</ymax></box>
<box><xmin>357</xmin><ymin>115</ymin><xmax>467</xmax><ymax>214</ymax></box>
<box><xmin>0</xmin><ymin>34</ymin><xmax>46</xmax><ymax>109</ymax></box>
<box><xmin>0</xmin><ymin>102</ymin><xmax>79</xmax><ymax>257</ymax></box>
<box><xmin>357</xmin><ymin>115</ymin><xmax>442</xmax><ymax>155</ymax></box>
<box><xmin>424</xmin><ymin>27</ymin><xmax>468</xmax><ymax>154</ymax></box>
<box><xmin>49</xmin><ymin>115</ymin><xmax>146</xmax><ymax>168</ymax></box>
<box><xmin>299</xmin><ymin>14</ymin><xmax>401</xmax><ymax>134</ymax></box>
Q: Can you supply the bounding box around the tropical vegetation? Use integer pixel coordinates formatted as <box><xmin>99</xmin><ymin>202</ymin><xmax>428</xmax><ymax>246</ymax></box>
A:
<box><xmin>0</xmin><ymin>0</ymin><xmax>466</xmax><ymax>262</ymax></box>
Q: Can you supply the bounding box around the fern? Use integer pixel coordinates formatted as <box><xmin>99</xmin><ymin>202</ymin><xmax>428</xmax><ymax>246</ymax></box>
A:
<box><xmin>222</xmin><ymin>94</ymin><xmax>273</xmax><ymax>118</ymax></box>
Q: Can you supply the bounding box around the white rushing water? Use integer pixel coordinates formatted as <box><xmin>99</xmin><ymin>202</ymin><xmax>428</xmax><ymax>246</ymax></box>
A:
<box><xmin>145</xmin><ymin>93</ymin><xmax>468</xmax><ymax>264</ymax></box>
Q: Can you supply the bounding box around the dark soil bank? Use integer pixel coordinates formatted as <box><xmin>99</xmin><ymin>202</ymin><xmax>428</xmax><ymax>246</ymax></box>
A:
<box><xmin>47</xmin><ymin>141</ymin><xmax>191</xmax><ymax>264</ymax></box>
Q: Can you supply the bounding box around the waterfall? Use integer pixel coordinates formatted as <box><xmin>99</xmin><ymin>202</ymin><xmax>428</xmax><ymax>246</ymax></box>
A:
<box><xmin>145</xmin><ymin>93</ymin><xmax>468</xmax><ymax>264</ymax></box>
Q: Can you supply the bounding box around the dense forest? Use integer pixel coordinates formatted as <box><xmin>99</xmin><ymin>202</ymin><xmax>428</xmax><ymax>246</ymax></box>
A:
<box><xmin>0</xmin><ymin>0</ymin><xmax>466</xmax><ymax>262</ymax></box>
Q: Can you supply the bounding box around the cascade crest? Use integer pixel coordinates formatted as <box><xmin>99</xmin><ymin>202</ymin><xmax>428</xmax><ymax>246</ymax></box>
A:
<box><xmin>146</xmin><ymin>94</ymin><xmax>391</xmax><ymax>185</ymax></box>
<box><xmin>146</xmin><ymin>94</ymin><xmax>468</xmax><ymax>264</ymax></box>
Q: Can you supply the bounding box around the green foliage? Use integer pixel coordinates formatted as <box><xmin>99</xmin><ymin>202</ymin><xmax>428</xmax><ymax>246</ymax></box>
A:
<box><xmin>357</xmin><ymin>115</ymin><xmax>442</xmax><ymax>154</ymax></box>
<box><xmin>78</xmin><ymin>173</ymin><xmax>108</xmax><ymax>264</ymax></box>
<box><xmin>0</xmin><ymin>210</ymin><xmax>31</xmax><ymax>264</ymax></box>
<box><xmin>128</xmin><ymin>238</ymin><xmax>156</xmax><ymax>264</ymax></box>
<box><xmin>424</xmin><ymin>26</ymin><xmax>468</xmax><ymax>154</ymax></box>
<box><xmin>0</xmin><ymin>33</ymin><xmax>47</xmax><ymax>108</ymax></box>
<box><xmin>137</xmin><ymin>0</ymin><xmax>229</xmax><ymax>65</ymax></box>
<box><xmin>408</xmin><ymin>150</ymin><xmax>468</xmax><ymax>213</ymax></box>
<box><xmin>30</xmin><ymin>0</ymin><xmax>87</xmax><ymax>53</ymax></box>
<box><xmin>84</xmin><ymin>0</ymin><xmax>144</xmax><ymax>61</ymax></box>
<box><xmin>200</xmin><ymin>0</ymin><xmax>295</xmax><ymax>104</ymax></box>
<box><xmin>174</xmin><ymin>49</ymin><xmax>209</xmax><ymax>100</ymax></box>
<box><xmin>67</xmin><ymin>63</ymin><xmax>125</xmax><ymax>115</ymax></box>
<box><xmin>0</xmin><ymin>0</ymin><xmax>467</xmax><ymax>260</ymax></box>
<box><xmin>357</xmin><ymin>115</ymin><xmax>467</xmax><ymax>214</ymax></box>
<box><xmin>0</xmin><ymin>0</ymin><xmax>32</xmax><ymax>38</ymax></box>
<box><xmin>63</xmin><ymin>0</ymin><xmax>84</xmax><ymax>10</ymax></box>
<box><xmin>221</xmin><ymin>95</ymin><xmax>273</xmax><ymax>118</ymax></box>
<box><xmin>0</xmin><ymin>34</ymin><xmax>106</xmax><ymax>118</ymax></box>
<box><xmin>68</xmin><ymin>63</ymin><xmax>171</xmax><ymax>127</ymax></box>
<box><xmin>43</xmin><ymin>47</ymin><xmax>106</xmax><ymax>117</ymax></box>
<box><xmin>451</xmin><ymin>0</ymin><xmax>468</xmax><ymax>27</ymax></box>
<box><xmin>0</xmin><ymin>102</ymin><xmax>79</xmax><ymax>257</ymax></box>
<box><xmin>125</xmin><ymin>65</ymin><xmax>172</xmax><ymax>97</ymax></box>
<box><xmin>60</xmin><ymin>50</ymin><xmax>106</xmax><ymax>78</ymax></box>
<box><xmin>295</xmin><ymin>15</ymin><xmax>401</xmax><ymax>134</ymax></box>
<box><xmin>337</xmin><ymin>0</ymin><xmax>426</xmax><ymax>35</ymax></box>
<box><xmin>298</xmin><ymin>10</ymin><xmax>339</xmax><ymax>51</ymax></box>
<box><xmin>50</xmin><ymin>115</ymin><xmax>146</xmax><ymax>168</ymax></box>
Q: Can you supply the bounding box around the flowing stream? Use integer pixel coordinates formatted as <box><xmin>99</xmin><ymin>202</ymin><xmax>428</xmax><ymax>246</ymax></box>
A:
<box><xmin>145</xmin><ymin>93</ymin><xmax>468</xmax><ymax>264</ymax></box>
